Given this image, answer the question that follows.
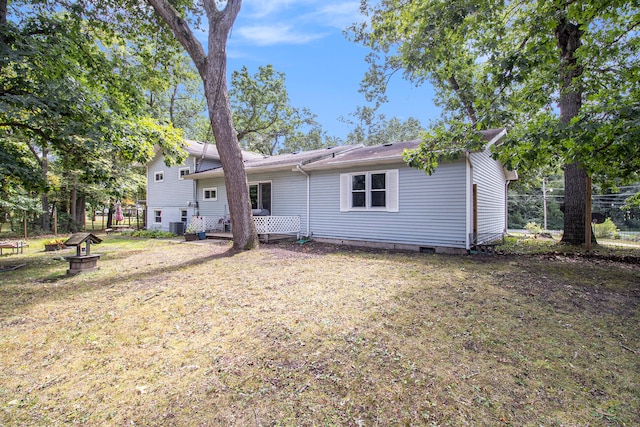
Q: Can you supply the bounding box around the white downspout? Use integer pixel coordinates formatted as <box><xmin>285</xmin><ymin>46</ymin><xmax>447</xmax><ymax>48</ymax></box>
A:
<box><xmin>192</xmin><ymin>157</ymin><xmax>199</xmax><ymax>216</ymax></box>
<box><xmin>505</xmin><ymin>180</ymin><xmax>511</xmax><ymax>235</ymax></box>
<box><xmin>465</xmin><ymin>152</ymin><xmax>473</xmax><ymax>250</ymax></box>
<box><xmin>296</xmin><ymin>164</ymin><xmax>310</xmax><ymax>237</ymax></box>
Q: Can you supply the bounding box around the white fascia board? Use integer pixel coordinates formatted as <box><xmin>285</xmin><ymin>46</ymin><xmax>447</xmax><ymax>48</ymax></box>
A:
<box><xmin>183</xmin><ymin>168</ymin><xmax>224</xmax><ymax>179</ymax></box>
<box><xmin>485</xmin><ymin>128</ymin><xmax>507</xmax><ymax>148</ymax></box>
<box><xmin>302</xmin><ymin>155</ymin><xmax>404</xmax><ymax>171</ymax></box>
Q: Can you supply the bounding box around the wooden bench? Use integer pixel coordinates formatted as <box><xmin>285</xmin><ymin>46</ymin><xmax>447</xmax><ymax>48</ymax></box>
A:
<box><xmin>0</xmin><ymin>241</ymin><xmax>28</xmax><ymax>255</ymax></box>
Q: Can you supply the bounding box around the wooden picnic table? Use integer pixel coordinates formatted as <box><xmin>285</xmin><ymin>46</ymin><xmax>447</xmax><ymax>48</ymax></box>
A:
<box><xmin>0</xmin><ymin>241</ymin><xmax>28</xmax><ymax>255</ymax></box>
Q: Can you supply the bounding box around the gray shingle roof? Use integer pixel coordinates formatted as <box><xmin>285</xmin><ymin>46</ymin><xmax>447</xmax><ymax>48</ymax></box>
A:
<box><xmin>186</xmin><ymin>145</ymin><xmax>362</xmax><ymax>178</ymax></box>
<box><xmin>304</xmin><ymin>129</ymin><xmax>506</xmax><ymax>170</ymax></box>
<box><xmin>303</xmin><ymin>140</ymin><xmax>421</xmax><ymax>170</ymax></box>
<box><xmin>243</xmin><ymin>145</ymin><xmax>362</xmax><ymax>170</ymax></box>
<box><xmin>183</xmin><ymin>140</ymin><xmax>263</xmax><ymax>161</ymax></box>
<box><xmin>184</xmin><ymin>128</ymin><xmax>506</xmax><ymax>177</ymax></box>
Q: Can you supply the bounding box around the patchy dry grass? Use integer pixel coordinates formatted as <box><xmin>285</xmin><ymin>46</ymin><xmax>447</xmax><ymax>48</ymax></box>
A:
<box><xmin>0</xmin><ymin>236</ymin><xmax>639</xmax><ymax>426</ymax></box>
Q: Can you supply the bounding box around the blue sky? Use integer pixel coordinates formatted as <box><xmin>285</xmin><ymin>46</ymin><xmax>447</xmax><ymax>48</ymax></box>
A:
<box><xmin>199</xmin><ymin>0</ymin><xmax>440</xmax><ymax>140</ymax></box>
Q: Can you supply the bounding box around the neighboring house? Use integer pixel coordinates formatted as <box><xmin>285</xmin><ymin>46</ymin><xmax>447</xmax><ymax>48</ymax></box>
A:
<box><xmin>147</xmin><ymin>129</ymin><xmax>517</xmax><ymax>253</ymax></box>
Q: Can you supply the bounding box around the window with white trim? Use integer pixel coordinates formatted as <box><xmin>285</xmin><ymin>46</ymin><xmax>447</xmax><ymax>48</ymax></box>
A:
<box><xmin>203</xmin><ymin>187</ymin><xmax>218</xmax><ymax>201</ymax></box>
<box><xmin>153</xmin><ymin>209</ymin><xmax>162</xmax><ymax>224</ymax></box>
<box><xmin>178</xmin><ymin>167</ymin><xmax>190</xmax><ymax>180</ymax></box>
<box><xmin>154</xmin><ymin>171</ymin><xmax>164</xmax><ymax>182</ymax></box>
<box><xmin>180</xmin><ymin>209</ymin><xmax>188</xmax><ymax>223</ymax></box>
<box><xmin>340</xmin><ymin>170</ymin><xmax>399</xmax><ymax>212</ymax></box>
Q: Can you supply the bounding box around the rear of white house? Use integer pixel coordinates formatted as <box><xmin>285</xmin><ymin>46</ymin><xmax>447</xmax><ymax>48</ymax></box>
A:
<box><xmin>146</xmin><ymin>140</ymin><xmax>259</xmax><ymax>233</ymax></box>
<box><xmin>147</xmin><ymin>130</ymin><xmax>516</xmax><ymax>253</ymax></box>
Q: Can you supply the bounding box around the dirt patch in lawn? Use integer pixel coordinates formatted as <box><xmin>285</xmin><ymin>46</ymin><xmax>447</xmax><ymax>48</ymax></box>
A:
<box><xmin>0</xmin><ymin>238</ymin><xmax>638</xmax><ymax>426</ymax></box>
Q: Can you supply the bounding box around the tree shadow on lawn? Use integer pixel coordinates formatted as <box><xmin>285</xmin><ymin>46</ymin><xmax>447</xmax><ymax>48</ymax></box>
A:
<box><xmin>1</xmin><ymin>241</ymin><xmax>639</xmax><ymax>425</ymax></box>
<box><xmin>0</xmin><ymin>246</ymin><xmax>238</xmax><ymax>319</ymax></box>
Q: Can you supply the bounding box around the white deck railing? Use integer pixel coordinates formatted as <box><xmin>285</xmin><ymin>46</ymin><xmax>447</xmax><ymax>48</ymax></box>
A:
<box><xmin>190</xmin><ymin>215</ymin><xmax>300</xmax><ymax>239</ymax></box>
<box><xmin>253</xmin><ymin>215</ymin><xmax>300</xmax><ymax>239</ymax></box>
<box><xmin>189</xmin><ymin>216</ymin><xmax>225</xmax><ymax>232</ymax></box>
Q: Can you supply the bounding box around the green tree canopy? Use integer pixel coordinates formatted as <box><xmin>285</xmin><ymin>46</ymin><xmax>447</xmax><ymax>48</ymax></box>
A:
<box><xmin>1</xmin><ymin>7</ymin><xmax>186</xmax><ymax>231</ymax></box>
<box><xmin>230</xmin><ymin>65</ymin><xmax>331</xmax><ymax>155</ymax></box>
<box><xmin>280</xmin><ymin>109</ymin><xmax>338</xmax><ymax>154</ymax></box>
<box><xmin>350</xmin><ymin>0</ymin><xmax>640</xmax><ymax>244</ymax></box>
<box><xmin>342</xmin><ymin>106</ymin><xmax>425</xmax><ymax>146</ymax></box>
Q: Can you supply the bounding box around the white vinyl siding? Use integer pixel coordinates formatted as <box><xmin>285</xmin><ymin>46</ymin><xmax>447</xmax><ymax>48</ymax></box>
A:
<box><xmin>147</xmin><ymin>153</ymin><xmax>204</xmax><ymax>231</ymax></box>
<box><xmin>340</xmin><ymin>169</ymin><xmax>399</xmax><ymax>212</ymax></box>
<box><xmin>197</xmin><ymin>171</ymin><xmax>308</xmax><ymax>235</ymax></box>
<box><xmin>314</xmin><ymin>161</ymin><xmax>467</xmax><ymax>248</ymax></box>
<box><xmin>250</xmin><ymin>172</ymin><xmax>307</xmax><ymax>231</ymax></box>
<box><xmin>196</xmin><ymin>178</ymin><xmax>227</xmax><ymax>218</ymax></box>
<box><xmin>469</xmin><ymin>148</ymin><xmax>508</xmax><ymax>240</ymax></box>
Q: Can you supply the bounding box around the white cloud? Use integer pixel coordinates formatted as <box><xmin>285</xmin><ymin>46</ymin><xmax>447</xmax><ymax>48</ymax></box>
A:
<box><xmin>242</xmin><ymin>0</ymin><xmax>312</xmax><ymax>18</ymax></box>
<box><xmin>311</xmin><ymin>2</ymin><xmax>363</xmax><ymax>29</ymax></box>
<box><xmin>236</xmin><ymin>24</ymin><xmax>326</xmax><ymax>46</ymax></box>
<box><xmin>232</xmin><ymin>1</ymin><xmax>362</xmax><ymax>47</ymax></box>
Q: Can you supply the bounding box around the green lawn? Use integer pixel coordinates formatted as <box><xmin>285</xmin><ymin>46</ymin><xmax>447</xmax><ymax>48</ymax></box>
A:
<box><xmin>1</xmin><ymin>237</ymin><xmax>638</xmax><ymax>426</ymax></box>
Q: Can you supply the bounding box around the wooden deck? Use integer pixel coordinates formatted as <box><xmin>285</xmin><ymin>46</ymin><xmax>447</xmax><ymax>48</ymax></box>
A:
<box><xmin>205</xmin><ymin>231</ymin><xmax>233</xmax><ymax>240</ymax></box>
<box><xmin>193</xmin><ymin>215</ymin><xmax>301</xmax><ymax>243</ymax></box>
<box><xmin>204</xmin><ymin>232</ymin><xmax>298</xmax><ymax>243</ymax></box>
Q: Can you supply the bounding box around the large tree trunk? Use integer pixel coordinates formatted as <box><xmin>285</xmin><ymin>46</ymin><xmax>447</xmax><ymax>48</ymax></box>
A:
<box><xmin>69</xmin><ymin>186</ymin><xmax>77</xmax><ymax>231</ymax></box>
<box><xmin>204</xmin><ymin>0</ymin><xmax>258</xmax><ymax>250</ymax></box>
<box><xmin>41</xmin><ymin>194</ymin><xmax>51</xmax><ymax>232</ymax></box>
<box><xmin>0</xmin><ymin>0</ymin><xmax>6</xmax><ymax>25</ymax></box>
<box><xmin>147</xmin><ymin>0</ymin><xmax>258</xmax><ymax>250</ymax></box>
<box><xmin>562</xmin><ymin>163</ymin><xmax>589</xmax><ymax>242</ymax></box>
<box><xmin>40</xmin><ymin>151</ymin><xmax>51</xmax><ymax>232</ymax></box>
<box><xmin>0</xmin><ymin>0</ymin><xmax>6</xmax><ymax>49</ymax></box>
<box><xmin>556</xmin><ymin>18</ymin><xmax>592</xmax><ymax>245</ymax></box>
<box><xmin>75</xmin><ymin>194</ymin><xmax>86</xmax><ymax>231</ymax></box>
<box><xmin>106</xmin><ymin>202</ymin><xmax>114</xmax><ymax>229</ymax></box>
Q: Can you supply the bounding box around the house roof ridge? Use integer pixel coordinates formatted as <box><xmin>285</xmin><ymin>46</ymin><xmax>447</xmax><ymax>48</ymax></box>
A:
<box><xmin>298</xmin><ymin>144</ymin><xmax>364</xmax><ymax>166</ymax></box>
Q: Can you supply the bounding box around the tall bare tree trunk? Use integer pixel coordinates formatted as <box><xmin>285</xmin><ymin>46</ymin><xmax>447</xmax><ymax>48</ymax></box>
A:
<box><xmin>204</xmin><ymin>1</ymin><xmax>257</xmax><ymax>249</ymax></box>
<box><xmin>147</xmin><ymin>0</ymin><xmax>258</xmax><ymax>250</ymax></box>
<box><xmin>41</xmin><ymin>194</ymin><xmax>51</xmax><ymax>232</ymax></box>
<box><xmin>106</xmin><ymin>201</ymin><xmax>114</xmax><ymax>229</ymax></box>
<box><xmin>0</xmin><ymin>0</ymin><xmax>5</xmax><ymax>24</ymax></box>
<box><xmin>556</xmin><ymin>17</ymin><xmax>592</xmax><ymax>245</ymax></box>
<box><xmin>70</xmin><ymin>186</ymin><xmax>77</xmax><ymax>231</ymax></box>
<box><xmin>75</xmin><ymin>194</ymin><xmax>86</xmax><ymax>231</ymax></box>
<box><xmin>0</xmin><ymin>0</ymin><xmax>6</xmax><ymax>37</ymax></box>
<box><xmin>40</xmin><ymin>150</ymin><xmax>51</xmax><ymax>232</ymax></box>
